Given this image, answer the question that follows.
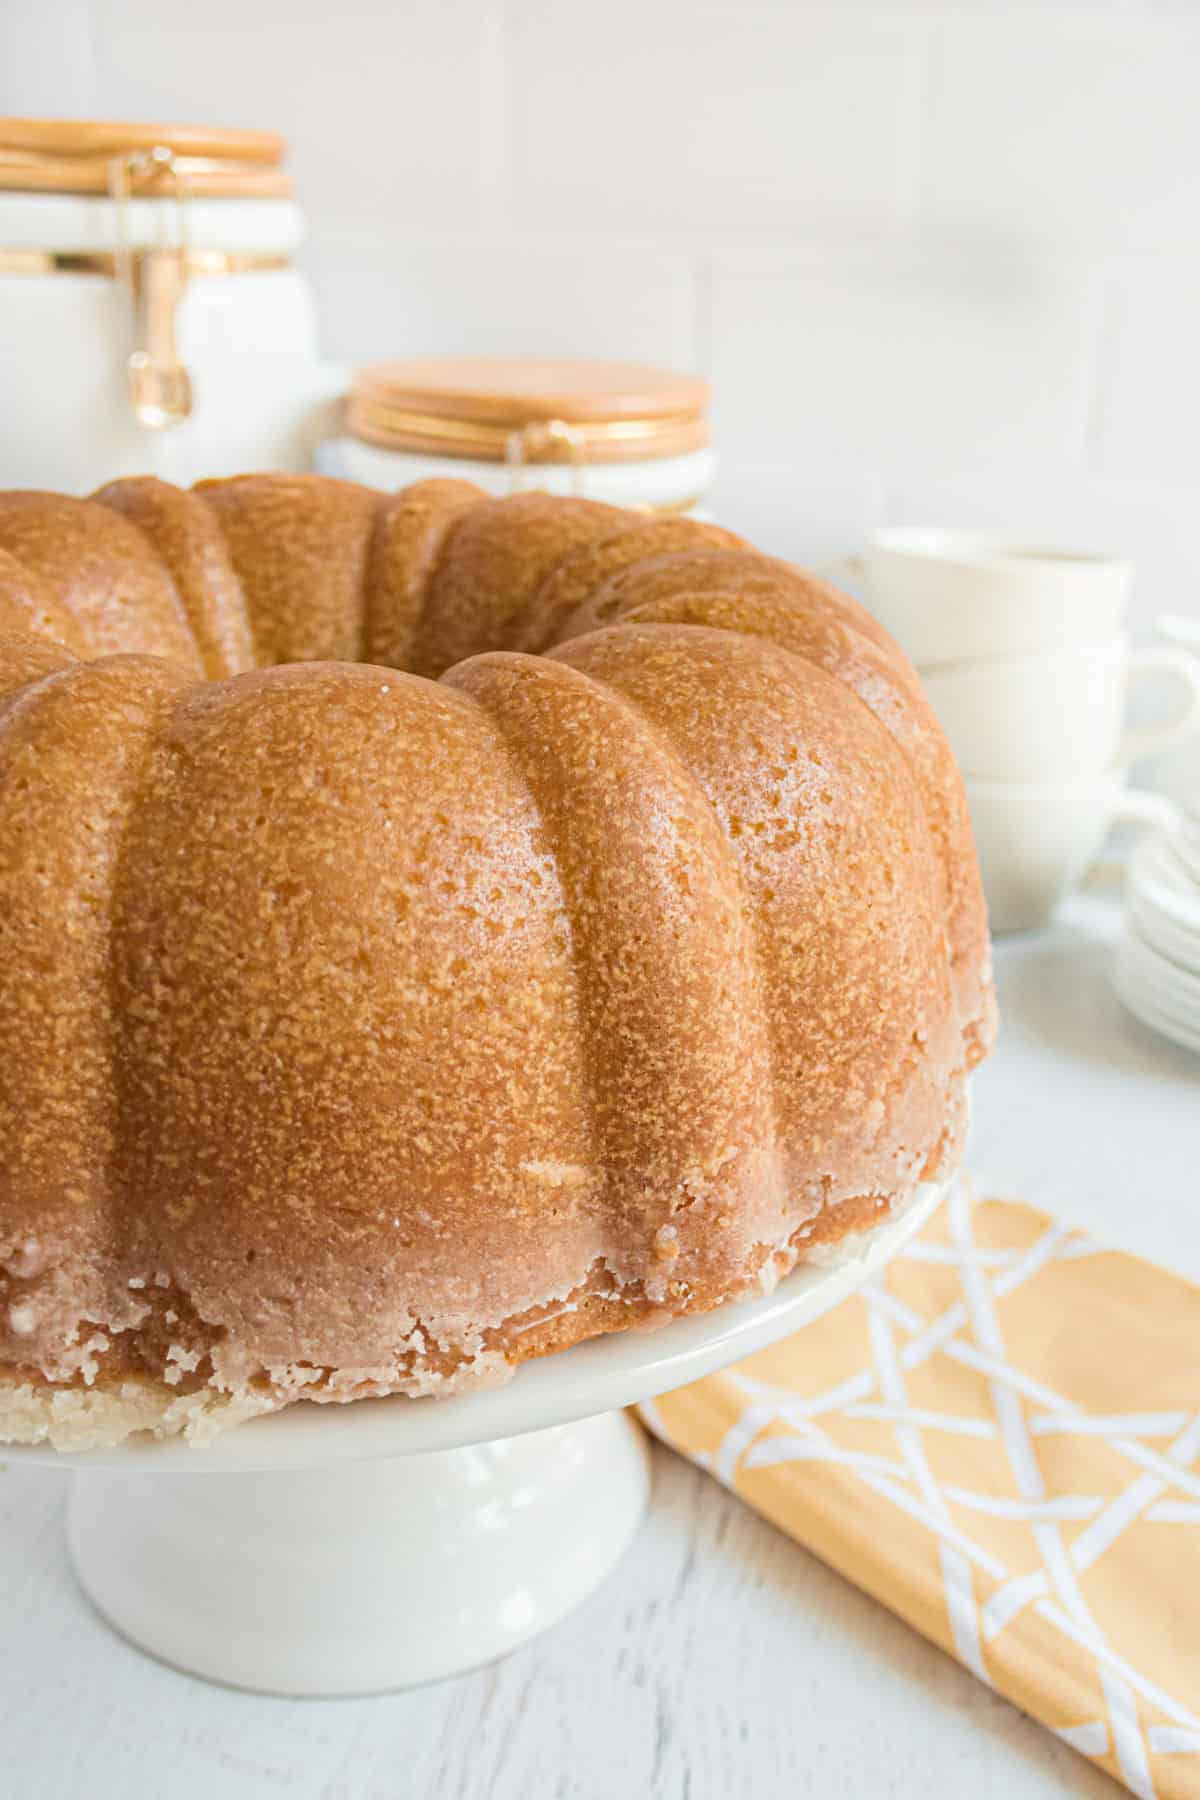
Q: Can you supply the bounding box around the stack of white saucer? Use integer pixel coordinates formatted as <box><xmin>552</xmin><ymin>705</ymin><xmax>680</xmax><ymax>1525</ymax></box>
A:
<box><xmin>842</xmin><ymin>530</ymin><xmax>1200</xmax><ymax>932</ymax></box>
<box><xmin>1116</xmin><ymin>814</ymin><xmax>1200</xmax><ymax>1055</ymax></box>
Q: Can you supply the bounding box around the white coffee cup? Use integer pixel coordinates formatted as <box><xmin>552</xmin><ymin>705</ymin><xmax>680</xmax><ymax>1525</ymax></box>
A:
<box><xmin>921</xmin><ymin>636</ymin><xmax>1200</xmax><ymax>781</ymax></box>
<box><xmin>847</xmin><ymin>531</ymin><xmax>1131</xmax><ymax>666</ymax></box>
<box><xmin>964</xmin><ymin>774</ymin><xmax>1175</xmax><ymax>933</ymax></box>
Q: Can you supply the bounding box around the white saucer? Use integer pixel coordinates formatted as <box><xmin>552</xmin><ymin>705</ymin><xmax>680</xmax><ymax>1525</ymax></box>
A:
<box><xmin>1130</xmin><ymin>834</ymin><xmax>1200</xmax><ymax>937</ymax></box>
<box><xmin>1116</xmin><ymin>826</ymin><xmax>1200</xmax><ymax>1056</ymax></box>
<box><xmin>1115</xmin><ymin>937</ymin><xmax>1200</xmax><ymax>1055</ymax></box>
<box><xmin>1128</xmin><ymin>890</ymin><xmax>1200</xmax><ymax>973</ymax></box>
<box><xmin>1116</xmin><ymin>985</ymin><xmax>1200</xmax><ymax>1056</ymax></box>
<box><xmin>1121</xmin><ymin>922</ymin><xmax>1200</xmax><ymax>1010</ymax></box>
<box><xmin>1167</xmin><ymin>816</ymin><xmax>1200</xmax><ymax>888</ymax></box>
<box><xmin>11</xmin><ymin>1176</ymin><xmax>949</xmax><ymax>1695</ymax></box>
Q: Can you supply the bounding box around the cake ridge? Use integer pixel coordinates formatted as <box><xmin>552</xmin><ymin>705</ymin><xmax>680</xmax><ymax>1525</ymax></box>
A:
<box><xmin>195</xmin><ymin>473</ymin><xmax>378</xmax><ymax>667</ymax></box>
<box><xmin>449</xmin><ymin>645</ymin><xmax>786</xmax><ymax>1297</ymax></box>
<box><xmin>0</xmin><ymin>490</ymin><xmax>202</xmax><ymax>671</ymax></box>
<box><xmin>0</xmin><ymin>651</ymin><xmax>192</xmax><ymax>1387</ymax></box>
<box><xmin>363</xmin><ymin>477</ymin><xmax>482</xmax><ymax>675</ymax></box>
<box><xmin>512</xmin><ymin>515</ymin><xmax>743</xmax><ymax>658</ymax></box>
<box><xmin>416</xmin><ymin>490</ymin><xmax>627</xmax><ymax>678</ymax></box>
<box><xmin>92</xmin><ymin>476</ymin><xmax>259</xmax><ymax>679</ymax></box>
<box><xmin>542</xmin><ymin>620</ymin><xmax>788</xmax><ymax>1213</ymax></box>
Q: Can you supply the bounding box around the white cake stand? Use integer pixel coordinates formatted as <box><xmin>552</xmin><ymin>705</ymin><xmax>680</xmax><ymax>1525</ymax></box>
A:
<box><xmin>8</xmin><ymin>1179</ymin><xmax>947</xmax><ymax>1696</ymax></box>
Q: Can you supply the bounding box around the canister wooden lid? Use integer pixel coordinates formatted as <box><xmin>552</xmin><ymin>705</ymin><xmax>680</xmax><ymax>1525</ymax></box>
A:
<box><xmin>0</xmin><ymin>118</ymin><xmax>290</xmax><ymax>197</ymax></box>
<box><xmin>348</xmin><ymin>358</ymin><xmax>711</xmax><ymax>464</ymax></box>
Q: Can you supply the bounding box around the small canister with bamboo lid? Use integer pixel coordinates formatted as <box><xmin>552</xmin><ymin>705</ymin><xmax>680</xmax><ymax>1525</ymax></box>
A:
<box><xmin>320</xmin><ymin>356</ymin><xmax>716</xmax><ymax>515</ymax></box>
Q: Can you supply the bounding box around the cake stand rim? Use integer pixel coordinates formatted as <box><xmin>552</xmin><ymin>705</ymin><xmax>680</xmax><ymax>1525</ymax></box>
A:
<box><xmin>7</xmin><ymin>1171</ymin><xmax>953</xmax><ymax>1474</ymax></box>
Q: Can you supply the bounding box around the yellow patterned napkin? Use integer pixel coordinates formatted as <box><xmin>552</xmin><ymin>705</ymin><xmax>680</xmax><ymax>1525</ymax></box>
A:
<box><xmin>638</xmin><ymin>1181</ymin><xmax>1200</xmax><ymax>1799</ymax></box>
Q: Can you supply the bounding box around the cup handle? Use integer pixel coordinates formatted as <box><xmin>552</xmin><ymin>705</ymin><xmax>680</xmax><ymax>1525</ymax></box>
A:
<box><xmin>1085</xmin><ymin>788</ymin><xmax>1180</xmax><ymax>887</ymax></box>
<box><xmin>1109</xmin><ymin>788</ymin><xmax>1180</xmax><ymax>833</ymax></box>
<box><xmin>1117</xmin><ymin>646</ymin><xmax>1200</xmax><ymax>766</ymax></box>
<box><xmin>1156</xmin><ymin>610</ymin><xmax>1200</xmax><ymax>651</ymax></box>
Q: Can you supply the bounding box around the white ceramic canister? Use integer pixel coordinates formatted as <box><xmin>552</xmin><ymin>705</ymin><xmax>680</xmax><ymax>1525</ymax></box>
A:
<box><xmin>318</xmin><ymin>357</ymin><xmax>716</xmax><ymax>513</ymax></box>
<box><xmin>0</xmin><ymin>118</ymin><xmax>342</xmax><ymax>493</ymax></box>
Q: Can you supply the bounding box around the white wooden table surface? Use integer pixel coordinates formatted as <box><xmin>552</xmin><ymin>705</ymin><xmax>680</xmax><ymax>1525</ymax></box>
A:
<box><xmin>2</xmin><ymin>892</ymin><xmax>1196</xmax><ymax>1800</ymax></box>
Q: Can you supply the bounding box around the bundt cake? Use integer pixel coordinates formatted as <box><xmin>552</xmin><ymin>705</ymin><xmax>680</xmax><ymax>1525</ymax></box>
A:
<box><xmin>0</xmin><ymin>474</ymin><xmax>995</xmax><ymax>1449</ymax></box>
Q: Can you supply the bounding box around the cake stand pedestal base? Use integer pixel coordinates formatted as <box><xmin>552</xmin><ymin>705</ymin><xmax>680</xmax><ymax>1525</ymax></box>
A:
<box><xmin>68</xmin><ymin>1408</ymin><xmax>651</xmax><ymax>1696</ymax></box>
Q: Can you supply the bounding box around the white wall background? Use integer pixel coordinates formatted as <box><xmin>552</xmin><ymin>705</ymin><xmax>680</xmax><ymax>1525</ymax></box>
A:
<box><xmin>3</xmin><ymin>0</ymin><xmax>1200</xmax><ymax>646</ymax></box>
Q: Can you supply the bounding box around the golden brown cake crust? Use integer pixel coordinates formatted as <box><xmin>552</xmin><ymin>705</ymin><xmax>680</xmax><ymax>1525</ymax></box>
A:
<box><xmin>511</xmin><ymin>514</ymin><xmax>746</xmax><ymax>654</ymax></box>
<box><xmin>0</xmin><ymin>492</ymin><xmax>203</xmax><ymax>671</ymax></box>
<box><xmin>553</xmin><ymin>578</ymin><xmax>991</xmax><ymax>1044</ymax></box>
<box><xmin>362</xmin><ymin>477</ymin><xmax>485</xmax><ymax>675</ymax></box>
<box><xmin>0</xmin><ymin>545</ymin><xmax>90</xmax><ymax>654</ymax></box>
<box><xmin>92</xmin><ymin>476</ymin><xmax>259</xmax><ymax>679</ymax></box>
<box><xmin>195</xmin><ymin>473</ymin><xmax>380</xmax><ymax>667</ymax></box>
<box><xmin>0</xmin><ymin>479</ymin><xmax>994</xmax><ymax>1448</ymax></box>
<box><xmin>414</xmin><ymin>491</ymin><xmax>627</xmax><ymax>676</ymax></box>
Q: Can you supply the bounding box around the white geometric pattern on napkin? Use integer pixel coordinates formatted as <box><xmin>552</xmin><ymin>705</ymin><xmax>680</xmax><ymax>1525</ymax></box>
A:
<box><xmin>641</xmin><ymin>1180</ymin><xmax>1200</xmax><ymax>1800</ymax></box>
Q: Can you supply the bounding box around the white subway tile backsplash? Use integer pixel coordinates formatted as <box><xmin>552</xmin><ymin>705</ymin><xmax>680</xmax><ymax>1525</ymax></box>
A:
<box><xmin>0</xmin><ymin>0</ymin><xmax>95</xmax><ymax>115</ymax></box>
<box><xmin>709</xmin><ymin>458</ymin><xmax>888</xmax><ymax>571</ymax></box>
<box><xmin>917</xmin><ymin>11</ymin><xmax>1200</xmax><ymax>252</ymax></box>
<box><xmin>509</xmin><ymin>2</ymin><xmax>918</xmax><ymax>235</ymax></box>
<box><xmin>91</xmin><ymin>0</ymin><xmax>493</xmax><ymax>230</ymax></box>
<box><xmin>707</xmin><ymin>241</ymin><xmax>1098</xmax><ymax>472</ymax></box>
<box><xmin>1091</xmin><ymin>254</ymin><xmax>1200</xmax><ymax>481</ymax></box>
<box><xmin>304</xmin><ymin>230</ymin><xmax>698</xmax><ymax>369</ymax></box>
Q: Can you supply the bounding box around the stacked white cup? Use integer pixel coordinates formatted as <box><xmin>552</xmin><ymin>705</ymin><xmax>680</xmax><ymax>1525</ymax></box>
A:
<box><xmin>847</xmin><ymin>530</ymin><xmax>1200</xmax><ymax>932</ymax></box>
